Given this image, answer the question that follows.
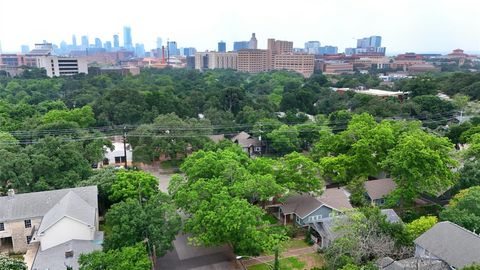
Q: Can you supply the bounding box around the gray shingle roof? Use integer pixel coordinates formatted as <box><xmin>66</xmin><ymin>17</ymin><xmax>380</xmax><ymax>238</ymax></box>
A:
<box><xmin>364</xmin><ymin>178</ymin><xmax>397</xmax><ymax>200</ymax></box>
<box><xmin>32</xmin><ymin>232</ymin><xmax>103</xmax><ymax>270</ymax></box>
<box><xmin>280</xmin><ymin>188</ymin><xmax>352</xmax><ymax>219</ymax></box>
<box><xmin>321</xmin><ymin>209</ymin><xmax>402</xmax><ymax>240</ymax></box>
<box><xmin>0</xmin><ymin>186</ymin><xmax>98</xmax><ymax>222</ymax></box>
<box><xmin>317</xmin><ymin>188</ymin><xmax>353</xmax><ymax>210</ymax></box>
<box><xmin>37</xmin><ymin>191</ymin><xmax>96</xmax><ymax>234</ymax></box>
<box><xmin>414</xmin><ymin>221</ymin><xmax>480</xmax><ymax>268</ymax></box>
<box><xmin>280</xmin><ymin>194</ymin><xmax>321</xmax><ymax>218</ymax></box>
<box><xmin>377</xmin><ymin>257</ymin><xmax>450</xmax><ymax>270</ymax></box>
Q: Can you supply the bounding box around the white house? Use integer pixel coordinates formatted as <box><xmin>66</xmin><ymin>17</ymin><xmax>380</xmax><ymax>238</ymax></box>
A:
<box><xmin>100</xmin><ymin>141</ymin><xmax>133</xmax><ymax>168</ymax></box>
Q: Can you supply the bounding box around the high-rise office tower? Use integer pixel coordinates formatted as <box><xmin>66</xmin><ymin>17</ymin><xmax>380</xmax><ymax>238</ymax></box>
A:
<box><xmin>72</xmin><ymin>35</ymin><xmax>77</xmax><ymax>47</ymax></box>
<box><xmin>218</xmin><ymin>41</ymin><xmax>226</xmax><ymax>52</ymax></box>
<box><xmin>135</xmin><ymin>43</ymin><xmax>145</xmax><ymax>57</ymax></box>
<box><xmin>81</xmin><ymin>35</ymin><xmax>89</xmax><ymax>49</ymax></box>
<box><xmin>305</xmin><ymin>41</ymin><xmax>321</xmax><ymax>54</ymax></box>
<box><xmin>104</xmin><ymin>41</ymin><xmax>112</xmax><ymax>51</ymax></box>
<box><xmin>21</xmin><ymin>45</ymin><xmax>30</xmax><ymax>54</ymax></box>
<box><xmin>233</xmin><ymin>41</ymin><xmax>249</xmax><ymax>51</ymax></box>
<box><xmin>168</xmin><ymin>41</ymin><xmax>178</xmax><ymax>56</ymax></box>
<box><xmin>249</xmin><ymin>33</ymin><xmax>258</xmax><ymax>49</ymax></box>
<box><xmin>94</xmin><ymin>38</ymin><xmax>102</xmax><ymax>48</ymax></box>
<box><xmin>123</xmin><ymin>26</ymin><xmax>133</xmax><ymax>49</ymax></box>
<box><xmin>113</xmin><ymin>34</ymin><xmax>120</xmax><ymax>49</ymax></box>
<box><xmin>369</xmin><ymin>36</ymin><xmax>382</xmax><ymax>47</ymax></box>
<box><xmin>156</xmin><ymin>37</ymin><xmax>163</xmax><ymax>49</ymax></box>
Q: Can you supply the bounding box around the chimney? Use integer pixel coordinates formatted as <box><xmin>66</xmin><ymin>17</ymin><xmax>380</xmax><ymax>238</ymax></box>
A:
<box><xmin>7</xmin><ymin>189</ymin><xmax>15</xmax><ymax>198</ymax></box>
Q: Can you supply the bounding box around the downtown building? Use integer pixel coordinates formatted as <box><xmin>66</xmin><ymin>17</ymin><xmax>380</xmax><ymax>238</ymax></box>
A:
<box><xmin>195</xmin><ymin>51</ymin><xmax>238</xmax><ymax>70</ymax></box>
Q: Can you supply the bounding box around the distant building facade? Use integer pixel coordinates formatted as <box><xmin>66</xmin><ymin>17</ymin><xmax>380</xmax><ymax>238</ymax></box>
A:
<box><xmin>218</xmin><ymin>41</ymin><xmax>226</xmax><ymax>52</ymax></box>
<box><xmin>36</xmin><ymin>56</ymin><xmax>88</xmax><ymax>77</ymax></box>
<box><xmin>233</xmin><ymin>41</ymin><xmax>249</xmax><ymax>51</ymax></box>
<box><xmin>273</xmin><ymin>53</ymin><xmax>315</xmax><ymax>77</ymax></box>
<box><xmin>237</xmin><ymin>49</ymin><xmax>268</xmax><ymax>73</ymax></box>
<box><xmin>248</xmin><ymin>33</ymin><xmax>258</xmax><ymax>49</ymax></box>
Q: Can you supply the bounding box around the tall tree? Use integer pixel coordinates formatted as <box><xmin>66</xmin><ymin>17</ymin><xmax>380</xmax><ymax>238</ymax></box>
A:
<box><xmin>440</xmin><ymin>186</ymin><xmax>480</xmax><ymax>233</ymax></box>
<box><xmin>381</xmin><ymin>130</ymin><xmax>458</xmax><ymax>205</ymax></box>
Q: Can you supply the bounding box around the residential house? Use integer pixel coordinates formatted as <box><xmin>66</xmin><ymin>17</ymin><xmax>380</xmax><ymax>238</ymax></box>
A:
<box><xmin>100</xmin><ymin>141</ymin><xmax>133</xmax><ymax>168</ymax></box>
<box><xmin>0</xmin><ymin>186</ymin><xmax>102</xmax><ymax>270</ymax></box>
<box><xmin>364</xmin><ymin>178</ymin><xmax>397</xmax><ymax>205</ymax></box>
<box><xmin>231</xmin><ymin>131</ymin><xmax>263</xmax><ymax>156</ymax></box>
<box><xmin>277</xmin><ymin>188</ymin><xmax>353</xmax><ymax>247</ymax></box>
<box><xmin>413</xmin><ymin>221</ymin><xmax>480</xmax><ymax>269</ymax></box>
<box><xmin>316</xmin><ymin>209</ymin><xmax>401</xmax><ymax>248</ymax></box>
<box><xmin>377</xmin><ymin>256</ymin><xmax>449</xmax><ymax>270</ymax></box>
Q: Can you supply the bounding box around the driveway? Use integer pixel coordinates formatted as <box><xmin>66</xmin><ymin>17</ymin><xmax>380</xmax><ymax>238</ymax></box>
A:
<box><xmin>157</xmin><ymin>233</ymin><xmax>240</xmax><ymax>270</ymax></box>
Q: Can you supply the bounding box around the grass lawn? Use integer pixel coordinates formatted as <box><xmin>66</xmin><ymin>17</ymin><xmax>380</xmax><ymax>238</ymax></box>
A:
<box><xmin>281</xmin><ymin>238</ymin><xmax>309</xmax><ymax>250</ymax></box>
<box><xmin>247</xmin><ymin>253</ymin><xmax>324</xmax><ymax>270</ymax></box>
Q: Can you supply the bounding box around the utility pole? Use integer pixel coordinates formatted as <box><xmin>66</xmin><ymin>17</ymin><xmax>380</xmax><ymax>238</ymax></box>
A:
<box><xmin>123</xmin><ymin>125</ymin><xmax>128</xmax><ymax>169</ymax></box>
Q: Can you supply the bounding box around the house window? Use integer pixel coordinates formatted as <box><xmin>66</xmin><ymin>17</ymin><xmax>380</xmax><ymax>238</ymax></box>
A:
<box><xmin>103</xmin><ymin>158</ymin><xmax>109</xmax><ymax>165</ymax></box>
<box><xmin>114</xmin><ymin>156</ymin><xmax>126</xmax><ymax>164</ymax></box>
<box><xmin>0</xmin><ymin>223</ymin><xmax>4</xmax><ymax>231</ymax></box>
<box><xmin>24</xmin><ymin>219</ymin><xmax>31</xmax><ymax>228</ymax></box>
<box><xmin>26</xmin><ymin>236</ymin><xmax>32</xmax><ymax>244</ymax></box>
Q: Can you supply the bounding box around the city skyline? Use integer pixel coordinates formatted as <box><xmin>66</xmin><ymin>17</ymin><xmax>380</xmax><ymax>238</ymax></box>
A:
<box><xmin>1</xmin><ymin>0</ymin><xmax>480</xmax><ymax>54</ymax></box>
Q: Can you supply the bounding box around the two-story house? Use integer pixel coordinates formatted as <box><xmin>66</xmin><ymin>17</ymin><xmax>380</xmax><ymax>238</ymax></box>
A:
<box><xmin>0</xmin><ymin>186</ymin><xmax>102</xmax><ymax>270</ymax></box>
<box><xmin>414</xmin><ymin>221</ymin><xmax>480</xmax><ymax>269</ymax></box>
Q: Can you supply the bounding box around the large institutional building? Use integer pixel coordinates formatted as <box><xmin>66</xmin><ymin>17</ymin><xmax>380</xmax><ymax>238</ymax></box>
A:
<box><xmin>195</xmin><ymin>35</ymin><xmax>315</xmax><ymax>77</ymax></box>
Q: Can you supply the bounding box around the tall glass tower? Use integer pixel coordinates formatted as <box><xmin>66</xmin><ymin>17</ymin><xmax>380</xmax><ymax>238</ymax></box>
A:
<box><xmin>123</xmin><ymin>26</ymin><xmax>133</xmax><ymax>50</ymax></box>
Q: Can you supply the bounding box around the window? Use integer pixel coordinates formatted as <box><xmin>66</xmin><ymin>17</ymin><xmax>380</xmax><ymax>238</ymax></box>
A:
<box><xmin>114</xmin><ymin>156</ymin><xmax>126</xmax><ymax>164</ymax></box>
<box><xmin>103</xmin><ymin>158</ymin><xmax>109</xmax><ymax>165</ymax></box>
<box><xmin>26</xmin><ymin>236</ymin><xmax>32</xmax><ymax>244</ymax></box>
<box><xmin>0</xmin><ymin>223</ymin><xmax>4</xmax><ymax>231</ymax></box>
<box><xmin>24</xmin><ymin>219</ymin><xmax>31</xmax><ymax>228</ymax></box>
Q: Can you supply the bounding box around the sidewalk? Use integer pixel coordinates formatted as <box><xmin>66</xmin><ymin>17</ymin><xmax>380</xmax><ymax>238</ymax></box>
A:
<box><xmin>241</xmin><ymin>246</ymin><xmax>317</xmax><ymax>267</ymax></box>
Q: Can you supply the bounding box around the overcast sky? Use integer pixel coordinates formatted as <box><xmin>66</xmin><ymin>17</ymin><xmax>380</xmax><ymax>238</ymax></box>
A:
<box><xmin>1</xmin><ymin>0</ymin><xmax>479</xmax><ymax>54</ymax></box>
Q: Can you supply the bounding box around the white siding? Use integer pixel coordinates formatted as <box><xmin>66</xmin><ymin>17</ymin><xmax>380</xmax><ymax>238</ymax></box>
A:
<box><xmin>39</xmin><ymin>217</ymin><xmax>94</xmax><ymax>251</ymax></box>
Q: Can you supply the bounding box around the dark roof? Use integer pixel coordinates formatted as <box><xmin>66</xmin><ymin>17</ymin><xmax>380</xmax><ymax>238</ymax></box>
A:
<box><xmin>414</xmin><ymin>221</ymin><xmax>480</xmax><ymax>268</ymax></box>
<box><xmin>364</xmin><ymin>178</ymin><xmax>397</xmax><ymax>200</ymax></box>
<box><xmin>0</xmin><ymin>186</ymin><xmax>98</xmax><ymax>222</ymax></box>
<box><xmin>280</xmin><ymin>194</ymin><xmax>321</xmax><ymax>218</ymax></box>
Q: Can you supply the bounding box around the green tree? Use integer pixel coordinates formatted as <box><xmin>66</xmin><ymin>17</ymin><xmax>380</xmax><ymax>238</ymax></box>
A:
<box><xmin>440</xmin><ymin>186</ymin><xmax>480</xmax><ymax>233</ymax></box>
<box><xmin>104</xmin><ymin>193</ymin><xmax>181</xmax><ymax>257</ymax></box>
<box><xmin>405</xmin><ymin>216</ymin><xmax>438</xmax><ymax>241</ymax></box>
<box><xmin>276</xmin><ymin>152</ymin><xmax>323</xmax><ymax>193</ymax></box>
<box><xmin>381</xmin><ymin>130</ymin><xmax>457</xmax><ymax>205</ymax></box>
<box><xmin>78</xmin><ymin>243</ymin><xmax>151</xmax><ymax>270</ymax></box>
<box><xmin>267</xmin><ymin>125</ymin><xmax>300</xmax><ymax>155</ymax></box>
<box><xmin>109</xmin><ymin>170</ymin><xmax>159</xmax><ymax>202</ymax></box>
<box><xmin>0</xmin><ymin>255</ymin><xmax>27</xmax><ymax>270</ymax></box>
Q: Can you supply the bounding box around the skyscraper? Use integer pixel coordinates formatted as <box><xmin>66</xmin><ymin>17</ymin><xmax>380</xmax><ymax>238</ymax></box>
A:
<box><xmin>21</xmin><ymin>45</ymin><xmax>30</xmax><ymax>54</ymax></box>
<box><xmin>81</xmin><ymin>35</ymin><xmax>89</xmax><ymax>49</ymax></box>
<box><xmin>218</xmin><ymin>41</ymin><xmax>226</xmax><ymax>52</ymax></box>
<box><xmin>123</xmin><ymin>26</ymin><xmax>133</xmax><ymax>50</ymax></box>
<box><xmin>104</xmin><ymin>41</ymin><xmax>112</xmax><ymax>51</ymax></box>
<box><xmin>369</xmin><ymin>36</ymin><xmax>382</xmax><ymax>47</ymax></box>
<box><xmin>72</xmin><ymin>35</ymin><xmax>77</xmax><ymax>47</ymax></box>
<box><xmin>168</xmin><ymin>41</ymin><xmax>178</xmax><ymax>56</ymax></box>
<box><xmin>249</xmin><ymin>33</ymin><xmax>258</xmax><ymax>49</ymax></box>
<box><xmin>156</xmin><ymin>37</ymin><xmax>163</xmax><ymax>49</ymax></box>
<box><xmin>113</xmin><ymin>34</ymin><xmax>120</xmax><ymax>49</ymax></box>
<box><xmin>233</xmin><ymin>41</ymin><xmax>249</xmax><ymax>51</ymax></box>
<box><xmin>94</xmin><ymin>38</ymin><xmax>102</xmax><ymax>48</ymax></box>
<box><xmin>305</xmin><ymin>41</ymin><xmax>321</xmax><ymax>54</ymax></box>
<box><xmin>135</xmin><ymin>43</ymin><xmax>145</xmax><ymax>57</ymax></box>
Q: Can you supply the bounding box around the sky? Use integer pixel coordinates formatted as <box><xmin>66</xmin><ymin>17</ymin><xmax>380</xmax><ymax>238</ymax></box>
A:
<box><xmin>1</xmin><ymin>0</ymin><xmax>480</xmax><ymax>54</ymax></box>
